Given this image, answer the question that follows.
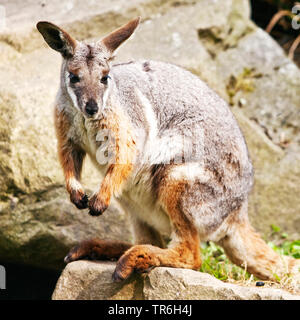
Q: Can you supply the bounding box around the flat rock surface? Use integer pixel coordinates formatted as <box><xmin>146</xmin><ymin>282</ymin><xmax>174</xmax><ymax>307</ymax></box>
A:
<box><xmin>52</xmin><ymin>261</ymin><xmax>300</xmax><ymax>300</ymax></box>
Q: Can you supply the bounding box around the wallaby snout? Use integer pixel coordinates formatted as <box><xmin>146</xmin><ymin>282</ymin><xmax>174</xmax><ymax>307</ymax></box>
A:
<box><xmin>85</xmin><ymin>99</ymin><xmax>98</xmax><ymax>117</ymax></box>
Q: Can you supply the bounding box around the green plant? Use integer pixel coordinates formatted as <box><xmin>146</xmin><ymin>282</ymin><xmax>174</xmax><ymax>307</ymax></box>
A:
<box><xmin>200</xmin><ymin>234</ymin><xmax>300</xmax><ymax>283</ymax></box>
<box><xmin>226</xmin><ymin>68</ymin><xmax>262</xmax><ymax>106</ymax></box>
<box><xmin>268</xmin><ymin>240</ymin><xmax>300</xmax><ymax>259</ymax></box>
<box><xmin>199</xmin><ymin>241</ymin><xmax>253</xmax><ymax>281</ymax></box>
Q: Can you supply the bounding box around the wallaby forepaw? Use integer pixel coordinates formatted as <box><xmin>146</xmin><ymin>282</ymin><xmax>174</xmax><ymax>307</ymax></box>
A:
<box><xmin>88</xmin><ymin>194</ymin><xmax>108</xmax><ymax>216</ymax></box>
<box><xmin>70</xmin><ymin>190</ymin><xmax>89</xmax><ymax>210</ymax></box>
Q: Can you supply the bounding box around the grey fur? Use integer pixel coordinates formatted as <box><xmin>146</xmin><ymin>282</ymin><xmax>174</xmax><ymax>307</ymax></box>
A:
<box><xmin>109</xmin><ymin>60</ymin><xmax>253</xmax><ymax>239</ymax></box>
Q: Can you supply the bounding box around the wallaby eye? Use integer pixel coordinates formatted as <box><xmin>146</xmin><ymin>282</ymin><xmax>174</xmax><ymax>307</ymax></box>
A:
<box><xmin>101</xmin><ymin>74</ymin><xmax>110</xmax><ymax>85</ymax></box>
<box><xmin>69</xmin><ymin>73</ymin><xmax>80</xmax><ymax>84</ymax></box>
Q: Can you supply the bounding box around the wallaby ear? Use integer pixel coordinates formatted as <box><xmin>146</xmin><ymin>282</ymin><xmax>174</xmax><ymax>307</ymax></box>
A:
<box><xmin>36</xmin><ymin>21</ymin><xmax>77</xmax><ymax>58</ymax></box>
<box><xmin>101</xmin><ymin>17</ymin><xmax>141</xmax><ymax>53</ymax></box>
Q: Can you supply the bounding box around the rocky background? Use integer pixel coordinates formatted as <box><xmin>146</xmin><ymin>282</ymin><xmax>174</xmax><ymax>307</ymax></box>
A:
<box><xmin>0</xmin><ymin>0</ymin><xmax>299</xmax><ymax>299</ymax></box>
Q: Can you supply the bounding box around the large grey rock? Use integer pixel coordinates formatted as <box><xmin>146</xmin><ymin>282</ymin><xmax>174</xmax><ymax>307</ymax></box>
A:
<box><xmin>52</xmin><ymin>261</ymin><xmax>300</xmax><ymax>300</ymax></box>
<box><xmin>0</xmin><ymin>0</ymin><xmax>299</xmax><ymax>271</ymax></box>
<box><xmin>0</xmin><ymin>187</ymin><xmax>132</xmax><ymax>269</ymax></box>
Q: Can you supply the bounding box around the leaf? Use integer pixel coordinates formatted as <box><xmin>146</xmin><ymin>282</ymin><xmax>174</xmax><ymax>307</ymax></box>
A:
<box><xmin>271</xmin><ymin>224</ymin><xmax>281</xmax><ymax>233</ymax></box>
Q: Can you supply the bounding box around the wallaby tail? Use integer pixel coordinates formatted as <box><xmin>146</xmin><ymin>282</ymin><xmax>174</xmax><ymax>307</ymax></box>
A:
<box><xmin>218</xmin><ymin>216</ymin><xmax>300</xmax><ymax>283</ymax></box>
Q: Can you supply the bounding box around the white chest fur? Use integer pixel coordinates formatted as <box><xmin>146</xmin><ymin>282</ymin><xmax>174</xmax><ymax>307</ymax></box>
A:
<box><xmin>120</xmin><ymin>177</ymin><xmax>172</xmax><ymax>239</ymax></box>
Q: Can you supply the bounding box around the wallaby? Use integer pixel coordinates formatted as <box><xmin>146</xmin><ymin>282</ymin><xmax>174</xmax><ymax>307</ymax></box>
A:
<box><xmin>37</xmin><ymin>17</ymin><xmax>299</xmax><ymax>282</ymax></box>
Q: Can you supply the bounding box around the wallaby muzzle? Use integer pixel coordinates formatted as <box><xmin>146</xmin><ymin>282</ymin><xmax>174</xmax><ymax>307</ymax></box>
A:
<box><xmin>85</xmin><ymin>99</ymin><xmax>98</xmax><ymax>116</ymax></box>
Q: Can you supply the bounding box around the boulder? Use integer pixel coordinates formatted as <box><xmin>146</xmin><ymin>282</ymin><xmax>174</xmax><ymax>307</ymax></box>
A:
<box><xmin>0</xmin><ymin>187</ymin><xmax>132</xmax><ymax>269</ymax></box>
<box><xmin>52</xmin><ymin>261</ymin><xmax>300</xmax><ymax>300</ymax></box>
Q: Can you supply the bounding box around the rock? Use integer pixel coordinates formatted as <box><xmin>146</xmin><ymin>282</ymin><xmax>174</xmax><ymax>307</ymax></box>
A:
<box><xmin>52</xmin><ymin>261</ymin><xmax>143</xmax><ymax>300</ymax></box>
<box><xmin>0</xmin><ymin>0</ymin><xmax>299</xmax><ymax>271</ymax></box>
<box><xmin>233</xmin><ymin>111</ymin><xmax>300</xmax><ymax>239</ymax></box>
<box><xmin>0</xmin><ymin>187</ymin><xmax>132</xmax><ymax>270</ymax></box>
<box><xmin>52</xmin><ymin>261</ymin><xmax>300</xmax><ymax>300</ymax></box>
<box><xmin>214</xmin><ymin>28</ymin><xmax>300</xmax><ymax>238</ymax></box>
<box><xmin>217</xmin><ymin>28</ymin><xmax>300</xmax><ymax>148</ymax></box>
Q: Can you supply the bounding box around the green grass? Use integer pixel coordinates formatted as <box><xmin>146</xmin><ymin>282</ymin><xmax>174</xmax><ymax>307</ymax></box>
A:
<box><xmin>200</xmin><ymin>241</ymin><xmax>253</xmax><ymax>282</ymax></box>
<box><xmin>268</xmin><ymin>240</ymin><xmax>300</xmax><ymax>259</ymax></box>
<box><xmin>199</xmin><ymin>237</ymin><xmax>300</xmax><ymax>282</ymax></box>
<box><xmin>268</xmin><ymin>224</ymin><xmax>300</xmax><ymax>259</ymax></box>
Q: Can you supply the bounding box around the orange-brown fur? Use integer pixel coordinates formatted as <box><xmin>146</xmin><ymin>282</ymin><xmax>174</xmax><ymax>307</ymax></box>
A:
<box><xmin>102</xmin><ymin>19</ymin><xmax>141</xmax><ymax>53</ymax></box>
<box><xmin>64</xmin><ymin>239</ymin><xmax>132</xmax><ymax>263</ymax></box>
<box><xmin>87</xmin><ymin>107</ymin><xmax>136</xmax><ymax>214</ymax></box>
<box><xmin>54</xmin><ymin>107</ymin><xmax>88</xmax><ymax>209</ymax></box>
<box><xmin>112</xmin><ymin>180</ymin><xmax>201</xmax><ymax>281</ymax></box>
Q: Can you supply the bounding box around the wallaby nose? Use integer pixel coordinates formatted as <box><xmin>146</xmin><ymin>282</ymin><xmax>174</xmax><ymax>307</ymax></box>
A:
<box><xmin>85</xmin><ymin>99</ymin><xmax>98</xmax><ymax>116</ymax></box>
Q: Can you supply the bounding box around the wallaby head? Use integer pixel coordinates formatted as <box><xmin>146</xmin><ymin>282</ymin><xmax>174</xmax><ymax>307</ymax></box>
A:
<box><xmin>37</xmin><ymin>18</ymin><xmax>140</xmax><ymax>118</ymax></box>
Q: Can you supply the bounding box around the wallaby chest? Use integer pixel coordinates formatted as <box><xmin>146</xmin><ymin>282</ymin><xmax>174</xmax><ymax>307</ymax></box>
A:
<box><xmin>66</xmin><ymin>109</ymin><xmax>102</xmax><ymax>162</ymax></box>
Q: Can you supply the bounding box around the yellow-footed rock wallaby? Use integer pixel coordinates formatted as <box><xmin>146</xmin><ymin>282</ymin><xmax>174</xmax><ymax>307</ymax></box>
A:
<box><xmin>37</xmin><ymin>18</ymin><xmax>299</xmax><ymax>282</ymax></box>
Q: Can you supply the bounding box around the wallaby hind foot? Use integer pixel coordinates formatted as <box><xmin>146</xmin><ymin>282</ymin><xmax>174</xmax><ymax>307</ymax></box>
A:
<box><xmin>64</xmin><ymin>239</ymin><xmax>132</xmax><ymax>263</ymax></box>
